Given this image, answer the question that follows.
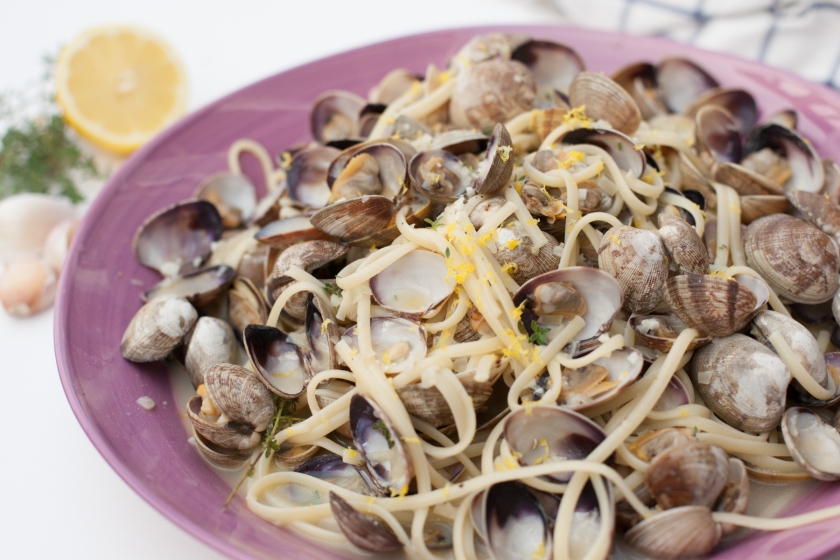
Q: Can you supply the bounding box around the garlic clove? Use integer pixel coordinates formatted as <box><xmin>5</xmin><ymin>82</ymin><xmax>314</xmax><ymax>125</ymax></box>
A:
<box><xmin>44</xmin><ymin>219</ymin><xmax>80</xmax><ymax>273</ymax></box>
<box><xmin>0</xmin><ymin>194</ymin><xmax>77</xmax><ymax>256</ymax></box>
<box><xmin>0</xmin><ymin>259</ymin><xmax>58</xmax><ymax>317</ymax></box>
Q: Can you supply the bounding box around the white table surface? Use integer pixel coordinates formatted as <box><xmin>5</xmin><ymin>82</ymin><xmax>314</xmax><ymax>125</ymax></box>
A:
<box><xmin>2</xmin><ymin>2</ymin><xmax>840</xmax><ymax>559</ymax></box>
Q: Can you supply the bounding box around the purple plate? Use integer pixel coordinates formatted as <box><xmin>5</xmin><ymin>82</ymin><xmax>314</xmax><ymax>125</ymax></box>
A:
<box><xmin>55</xmin><ymin>25</ymin><xmax>840</xmax><ymax>560</ymax></box>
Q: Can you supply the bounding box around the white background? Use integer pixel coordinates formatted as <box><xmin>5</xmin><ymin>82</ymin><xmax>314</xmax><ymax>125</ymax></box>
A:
<box><xmin>2</xmin><ymin>1</ymin><xmax>840</xmax><ymax>559</ymax></box>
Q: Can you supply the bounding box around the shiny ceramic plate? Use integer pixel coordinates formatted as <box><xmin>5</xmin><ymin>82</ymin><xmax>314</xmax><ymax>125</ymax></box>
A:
<box><xmin>55</xmin><ymin>25</ymin><xmax>840</xmax><ymax>560</ymax></box>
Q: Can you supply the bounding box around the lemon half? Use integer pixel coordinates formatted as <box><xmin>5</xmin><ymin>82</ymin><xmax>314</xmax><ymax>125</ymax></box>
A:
<box><xmin>56</xmin><ymin>26</ymin><xmax>187</xmax><ymax>154</ymax></box>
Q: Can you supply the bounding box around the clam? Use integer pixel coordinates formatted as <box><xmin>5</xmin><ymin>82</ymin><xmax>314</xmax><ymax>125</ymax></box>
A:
<box><xmin>513</xmin><ymin>267</ymin><xmax>624</xmax><ymax>345</ymax></box>
<box><xmin>561</xmin><ymin>185</ymin><xmax>603</xmax><ymax>214</ymax></box>
<box><xmin>330</xmin><ymin>492</ymin><xmax>402</xmax><ymax>553</ymax></box>
<box><xmin>657</xmin><ymin>213</ymin><xmax>708</xmax><ymax>274</ymax></box>
<box><xmin>286</xmin><ymin>146</ymin><xmax>341</xmax><ymax>209</ymax></box>
<box><xmin>349</xmin><ymin>394</ymin><xmax>414</xmax><ymax>495</ymax></box>
<box><xmin>142</xmin><ymin>264</ymin><xmax>236</xmax><ymax>306</ymax></box>
<box><xmin>691</xmin><ymin>334</ymin><xmax>791</xmax><ymax>433</ymax></box>
<box><xmin>678</xmin><ymin>153</ymin><xmax>717</xmax><ymax>209</ymax></box>
<box><xmin>182</xmin><ymin>317</ymin><xmax>236</xmax><ymax>387</ymax></box>
<box><xmin>295</xmin><ymin>454</ymin><xmax>375</xmax><ymax>496</ymax></box>
<box><xmin>305</xmin><ymin>293</ymin><xmax>339</xmax><ymax>374</ymax></box>
<box><xmin>597</xmin><ymin>226</ymin><xmax>668</xmax><ymax>314</ymax></box>
<box><xmin>369</xmin><ymin>250</ymin><xmax>454</xmax><ymax>316</ymax></box>
<box><xmin>715</xmin><ymin>458</ymin><xmax>750</xmax><ymax>536</ymax></box>
<box><xmin>483</xmin><ymin>481</ymin><xmax>551</xmax><ymax>560</ymax></box>
<box><xmin>203</xmin><ymin>363</ymin><xmax>276</xmax><ymax>432</ymax></box>
<box><xmin>740</xmin><ymin>195</ymin><xmax>789</xmax><ymax>224</ymax></box>
<box><xmin>781</xmin><ymin>407</ymin><xmax>840</xmax><ymax>481</ymax></box>
<box><xmin>785</xmin><ymin>189</ymin><xmax>840</xmax><ymax>246</ymax></box>
<box><xmin>228</xmin><ymin>277</ymin><xmax>268</xmax><ymax>336</ymax></box>
<box><xmin>472</xmin><ymin>123</ymin><xmax>514</xmax><ymax>195</ymax></box>
<box><xmin>309</xmin><ymin>195</ymin><xmax>395</xmax><ymax>243</ymax></box>
<box><xmin>191</xmin><ymin>429</ymin><xmax>251</xmax><ymax>469</ymax></box>
<box><xmin>341</xmin><ymin>317</ymin><xmax>428</xmax><ymax>374</ymax></box>
<box><xmin>531</xmin><ymin>108</ymin><xmax>570</xmax><ymax>140</ymax></box>
<box><xmin>744</xmin><ymin>124</ymin><xmax>823</xmax><ymax>193</ymax></box>
<box><xmin>653</xmin><ymin>377</ymin><xmax>692</xmax><ymax>411</ymax></box>
<box><xmin>430</xmin><ymin>129</ymin><xmax>489</xmax><ymax>155</ymax></box>
<box><xmin>408</xmin><ymin>150</ymin><xmax>470</xmax><ymax>203</ymax></box>
<box><xmin>644</xmin><ymin>443</ymin><xmax>729</xmax><ymax>510</ymax></box>
<box><xmin>121</xmin><ymin>297</ymin><xmax>197</xmax><ymax>363</ymax></box>
<box><xmin>560</xmin><ymin>128</ymin><xmax>646</xmax><ymax>178</ymax></box>
<box><xmin>468</xmin><ymin>195</ymin><xmax>508</xmax><ymax>229</ymax></box>
<box><xmin>823</xmin><ymin>159</ymin><xmax>840</xmax><ymax>204</ymax></box>
<box><xmin>194</xmin><ymin>173</ymin><xmax>257</xmax><ymax>229</ymax></box>
<box><xmin>449</xmin><ymin>59</ymin><xmax>536</xmax><ymax>130</ymax></box>
<box><xmin>683</xmin><ymin>87</ymin><xmax>757</xmax><ymax>136</ymax></box>
<box><xmin>568</xmin><ymin>72</ymin><xmax>641</xmax><ymax>135</ymax></box>
<box><xmin>567</xmin><ymin>481</ymin><xmax>614</xmax><ymax>560</ymax></box>
<box><xmin>711</xmin><ymin>161</ymin><xmax>783</xmax><ymax>196</ymax></box>
<box><xmin>520</xmin><ymin>183</ymin><xmax>567</xmax><ymax>221</ymax></box>
<box><xmin>327</xmin><ymin>142</ymin><xmax>408</xmax><ymax>201</ymax></box>
<box><xmin>694</xmin><ymin>105</ymin><xmax>741</xmax><ymax>164</ymax></box>
<box><xmin>611</xmin><ymin>62</ymin><xmax>667</xmax><ymax>120</ymax></box>
<box><xmin>244</xmin><ymin>324</ymin><xmax>310</xmax><ymax>399</ymax></box>
<box><xmin>743</xmin><ymin>214</ymin><xmax>838</xmax><ymax>304</ymax></box>
<box><xmin>656</xmin><ymin>57</ymin><xmax>719</xmax><ymax>113</ymax></box>
<box><xmin>510</xmin><ymin>39</ymin><xmax>585</xmax><ymax>95</ymax></box>
<box><xmin>751</xmin><ymin>310</ymin><xmax>828</xmax><ymax>389</ymax></box>
<box><xmin>265</xmin><ymin>240</ymin><xmax>348</xmax><ymax>304</ymax></box>
<box><xmin>450</xmin><ymin>33</ymin><xmax>526</xmax><ymax>68</ymax></box>
<box><xmin>132</xmin><ymin>200</ymin><xmax>223</xmax><ymax>278</ymax></box>
<box><xmin>368</xmin><ymin>69</ymin><xmax>417</xmax><ymax>105</ymax></box>
<box><xmin>254</xmin><ymin>216</ymin><xmax>329</xmax><ymax>249</ymax></box>
<box><xmin>541</xmin><ymin>347</ymin><xmax>644</xmax><ymax>410</ymax></box>
<box><xmin>628</xmin><ymin>428</ymin><xmax>696</xmax><ymax>463</ymax></box>
<box><xmin>662</xmin><ymin>274</ymin><xmax>757</xmax><ymax>337</ymax></box>
<box><xmin>769</xmin><ymin>109</ymin><xmax>798</xmax><ymax>129</ymax></box>
<box><xmin>624</xmin><ymin>505</ymin><xmax>721</xmax><ymax>560</ymax></box>
<box><xmin>310</xmin><ymin>90</ymin><xmax>366</xmax><ymax>144</ymax></box>
<box><xmin>186</xmin><ymin>395</ymin><xmax>260</xmax><ymax>450</ymax></box>
<box><xmin>504</xmin><ymin>405</ymin><xmax>611</xmax><ymax>482</ymax></box>
<box><xmin>397</xmin><ymin>378</ymin><xmax>492</xmax><ymax>427</ymax></box>
<box><xmin>631</xmin><ymin>314</ymin><xmax>711</xmax><ymax>352</ymax></box>
<box><xmin>493</xmin><ymin>221</ymin><xmax>560</xmax><ymax>284</ymax></box>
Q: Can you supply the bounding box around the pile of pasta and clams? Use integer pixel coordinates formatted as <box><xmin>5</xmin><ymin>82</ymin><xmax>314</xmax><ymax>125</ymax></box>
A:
<box><xmin>119</xmin><ymin>33</ymin><xmax>840</xmax><ymax>560</ymax></box>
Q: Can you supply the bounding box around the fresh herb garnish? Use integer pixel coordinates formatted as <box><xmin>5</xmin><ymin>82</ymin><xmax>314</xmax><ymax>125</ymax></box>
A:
<box><xmin>528</xmin><ymin>321</ymin><xmax>551</xmax><ymax>346</ymax></box>
<box><xmin>425</xmin><ymin>215</ymin><xmax>443</xmax><ymax>229</ymax></box>
<box><xmin>372</xmin><ymin>419</ymin><xmax>395</xmax><ymax>449</ymax></box>
<box><xmin>445</xmin><ymin>247</ymin><xmax>450</xmax><ymax>258</ymax></box>
<box><xmin>323</xmin><ymin>283</ymin><xmax>343</xmax><ymax>298</ymax></box>
<box><xmin>617</xmin><ymin>142</ymin><xmax>623</xmax><ymax>150</ymax></box>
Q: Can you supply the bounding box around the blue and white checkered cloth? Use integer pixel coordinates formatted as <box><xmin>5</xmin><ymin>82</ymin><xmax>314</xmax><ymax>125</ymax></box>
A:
<box><xmin>534</xmin><ymin>0</ymin><xmax>840</xmax><ymax>88</ymax></box>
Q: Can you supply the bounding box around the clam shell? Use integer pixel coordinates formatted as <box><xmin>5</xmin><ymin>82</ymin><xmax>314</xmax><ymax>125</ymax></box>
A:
<box><xmin>266</xmin><ymin>240</ymin><xmax>348</xmax><ymax>301</ymax></box>
<box><xmin>327</xmin><ymin>143</ymin><xmax>408</xmax><ymax>201</ymax></box>
<box><xmin>568</xmin><ymin>72</ymin><xmax>641</xmax><ymax>134</ymax></box>
<box><xmin>142</xmin><ymin>264</ymin><xmax>235</xmax><ymax>307</ymax></box>
<box><xmin>611</xmin><ymin>62</ymin><xmax>666</xmax><ymax>120</ymax></box>
<box><xmin>597</xmin><ymin>226</ymin><xmax>668</xmax><ymax>314</ymax></box>
<box><xmin>786</xmin><ymin>189</ymin><xmax>840</xmax><ymax>245</ymax></box>
<box><xmin>662</xmin><ymin>274</ymin><xmax>757</xmax><ymax>338</ymax></box>
<box><xmin>309</xmin><ymin>195</ymin><xmax>394</xmax><ymax>243</ymax></box>
<box><xmin>121</xmin><ymin>297</ymin><xmax>197</xmax><ymax>363</ymax></box>
<box><xmin>244</xmin><ymin>324</ymin><xmax>310</xmax><ymax>398</ymax></box>
<box><xmin>656</xmin><ymin>57</ymin><xmax>719</xmax><ymax>113</ymax></box>
<box><xmin>751</xmin><ymin>310</ymin><xmax>828</xmax><ymax>390</ymax></box>
<box><xmin>644</xmin><ymin>443</ymin><xmax>729</xmax><ymax>510</ymax></box>
<box><xmin>510</xmin><ymin>39</ymin><xmax>585</xmax><ymax>94</ymax></box>
<box><xmin>657</xmin><ymin>213</ymin><xmax>708</xmax><ymax>275</ymax></box>
<box><xmin>368</xmin><ymin>69</ymin><xmax>417</xmax><ymax>105</ymax></box>
<box><xmin>683</xmin><ymin>87</ymin><xmax>757</xmax><ymax>136</ymax></box>
<box><xmin>715</xmin><ymin>458</ymin><xmax>750</xmax><ymax>536</ymax></box>
<box><xmin>449</xmin><ymin>59</ymin><xmax>536</xmax><ymax>130</ymax></box>
<box><xmin>781</xmin><ymin>407</ymin><xmax>840</xmax><ymax>481</ymax></box>
<box><xmin>484</xmin><ymin>481</ymin><xmax>552</xmax><ymax>560</ymax></box>
<box><xmin>624</xmin><ymin>506</ymin><xmax>721</xmax><ymax>560</ymax></box>
<box><xmin>370</xmin><ymin>250</ymin><xmax>454</xmax><ymax>316</ymax></box>
<box><xmin>409</xmin><ymin>150</ymin><xmax>470</xmax><ymax>203</ymax></box>
<box><xmin>295</xmin><ymin>454</ymin><xmax>375</xmax><ymax>496</ymax></box>
<box><xmin>468</xmin><ymin>196</ymin><xmax>508</xmax><ymax>229</ymax></box>
<box><xmin>341</xmin><ymin>317</ymin><xmax>428</xmax><ymax>374</ymax></box>
<box><xmin>194</xmin><ymin>172</ymin><xmax>257</xmax><ymax>229</ymax></box>
<box><xmin>712</xmin><ymin>161</ymin><xmax>782</xmax><ymax>196</ymax></box>
<box><xmin>182</xmin><ymin>317</ymin><xmax>236</xmax><ymax>387</ymax></box>
<box><xmin>629</xmin><ymin>428</ymin><xmax>696</xmax><ymax>462</ymax></box>
<box><xmin>631</xmin><ymin>314</ymin><xmax>710</xmax><ymax>352</ymax></box>
<box><xmin>429</xmin><ymin>130</ymin><xmax>489</xmax><ymax>154</ymax></box>
<box><xmin>204</xmin><ymin>363</ymin><xmax>276</xmax><ymax>431</ymax></box>
<box><xmin>691</xmin><ymin>334</ymin><xmax>790</xmax><ymax>433</ymax></box>
<box><xmin>560</xmin><ymin>128</ymin><xmax>645</xmax><ymax>178</ymax></box>
<box><xmin>397</xmin><ymin>380</ymin><xmax>492</xmax><ymax>427</ymax></box>
<box><xmin>694</xmin><ymin>105</ymin><xmax>741</xmax><ymax>164</ymax></box>
<box><xmin>227</xmin><ymin>277</ymin><xmax>268</xmax><ymax>337</ymax></box>
<box><xmin>187</xmin><ymin>396</ymin><xmax>260</xmax><ymax>450</ymax></box>
<box><xmin>743</xmin><ymin>214</ymin><xmax>839</xmax><ymax>304</ymax></box>
<box><xmin>287</xmin><ymin>146</ymin><xmax>341</xmax><ymax>209</ymax></box>
<box><xmin>678</xmin><ymin>153</ymin><xmax>717</xmax><ymax>209</ymax></box>
<box><xmin>744</xmin><ymin>123</ymin><xmax>824</xmax><ymax>193</ymax></box>
<box><xmin>740</xmin><ymin>195</ymin><xmax>789</xmax><ymax>225</ymax></box>
<box><xmin>472</xmin><ymin>123</ymin><xmax>514</xmax><ymax>195</ymax></box>
<box><xmin>310</xmin><ymin>90</ymin><xmax>366</xmax><ymax>144</ymax></box>
<box><xmin>493</xmin><ymin>222</ymin><xmax>560</xmax><ymax>284</ymax></box>
<box><xmin>191</xmin><ymin>428</ymin><xmax>251</xmax><ymax>469</ymax></box>
<box><xmin>254</xmin><ymin>216</ymin><xmax>329</xmax><ymax>249</ymax></box>
<box><xmin>350</xmin><ymin>394</ymin><xmax>414</xmax><ymax>495</ymax></box>
<box><xmin>329</xmin><ymin>492</ymin><xmax>402</xmax><ymax>552</ymax></box>
<box><xmin>305</xmin><ymin>293</ymin><xmax>339</xmax><ymax>374</ymax></box>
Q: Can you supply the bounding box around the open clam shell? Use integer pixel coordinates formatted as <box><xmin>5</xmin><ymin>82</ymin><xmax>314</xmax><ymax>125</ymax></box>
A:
<box><xmin>368</xmin><ymin>69</ymin><xmax>417</xmax><ymax>105</ymax></box>
<box><xmin>187</xmin><ymin>395</ymin><xmax>260</xmax><ymax>451</ymax></box>
<box><xmin>254</xmin><ymin>216</ymin><xmax>329</xmax><ymax>249</ymax></box>
<box><xmin>203</xmin><ymin>363</ymin><xmax>276</xmax><ymax>432</ymax></box>
<box><xmin>305</xmin><ymin>293</ymin><xmax>339</xmax><ymax>375</ymax></box>
<box><xmin>662</xmin><ymin>274</ymin><xmax>757</xmax><ymax>338</ymax></box>
<box><xmin>341</xmin><ymin>317</ymin><xmax>427</xmax><ymax>374</ymax></box>
<box><xmin>712</xmin><ymin>161</ymin><xmax>783</xmax><ymax>196</ymax></box>
<box><xmin>330</xmin><ymin>492</ymin><xmax>403</xmax><ymax>553</ymax></box>
<box><xmin>513</xmin><ymin>267</ymin><xmax>624</xmax><ymax>344</ymax></box>
<box><xmin>611</xmin><ymin>62</ymin><xmax>667</xmax><ymax>120</ymax></box>
<box><xmin>624</xmin><ymin>505</ymin><xmax>721</xmax><ymax>560</ymax></box>
<box><xmin>504</xmin><ymin>405</ymin><xmax>612</xmax><ymax>482</ymax></box>
<box><xmin>694</xmin><ymin>105</ymin><xmax>742</xmax><ymax>164</ymax></box>
<box><xmin>472</xmin><ymin>123</ymin><xmax>514</xmax><ymax>195</ymax></box>
<box><xmin>228</xmin><ymin>277</ymin><xmax>268</xmax><ymax>337</ymax></box>
<box><xmin>408</xmin><ymin>150</ymin><xmax>470</xmax><ymax>203</ymax></box>
<box><xmin>295</xmin><ymin>454</ymin><xmax>375</xmax><ymax>496</ymax></box>
<box><xmin>121</xmin><ymin>296</ymin><xmax>197</xmax><ymax>363</ymax></box>
<box><xmin>691</xmin><ymin>334</ymin><xmax>790</xmax><ymax>433</ymax></box>
<box><xmin>656</xmin><ymin>57</ymin><xmax>719</xmax><ymax>113</ymax></box>
<box><xmin>133</xmin><ymin>200</ymin><xmax>223</xmax><ymax>278</ymax></box>
<box><xmin>568</xmin><ymin>72</ymin><xmax>641</xmax><ymax>135</ymax></box>
<box><xmin>751</xmin><ymin>310</ymin><xmax>828</xmax><ymax>390</ymax></box>
<box><xmin>744</xmin><ymin>123</ymin><xmax>824</xmax><ymax>193</ymax></box>
<box><xmin>194</xmin><ymin>172</ymin><xmax>257</xmax><ymax>229</ymax></box>
<box><xmin>349</xmin><ymin>394</ymin><xmax>414</xmax><ymax>496</ymax></box>
<box><xmin>310</xmin><ymin>90</ymin><xmax>366</xmax><ymax>144</ymax></box>
<box><xmin>430</xmin><ymin>130</ymin><xmax>489</xmax><ymax>155</ymax></box>
<box><xmin>397</xmin><ymin>379</ymin><xmax>492</xmax><ymax>427</ymax></box>
<box><xmin>740</xmin><ymin>194</ymin><xmax>790</xmax><ymax>224</ymax></box>
<box><xmin>191</xmin><ymin>428</ymin><xmax>251</xmax><ymax>469</ymax></box>
<box><xmin>182</xmin><ymin>317</ymin><xmax>236</xmax><ymax>387</ymax></box>
<box><xmin>551</xmin><ymin>347</ymin><xmax>644</xmax><ymax>411</ymax></box>
<box><xmin>142</xmin><ymin>264</ymin><xmax>235</xmax><ymax>306</ymax></box>
<box><xmin>266</xmin><ymin>240</ymin><xmax>348</xmax><ymax>303</ymax></box>
<box><xmin>629</xmin><ymin>428</ymin><xmax>696</xmax><ymax>463</ymax></box>
<box><xmin>309</xmin><ymin>195</ymin><xmax>394</xmax><ymax>243</ymax></box>
<box><xmin>287</xmin><ymin>146</ymin><xmax>341</xmax><ymax>209</ymax></box>
<box><xmin>244</xmin><ymin>324</ymin><xmax>310</xmax><ymax>399</ymax></box>
<box><xmin>510</xmin><ymin>39</ymin><xmax>584</xmax><ymax>96</ymax></box>
<box><xmin>484</xmin><ymin>481</ymin><xmax>552</xmax><ymax>560</ymax></box>
<box><xmin>683</xmin><ymin>87</ymin><xmax>757</xmax><ymax>136</ymax></box>
<box><xmin>653</xmin><ymin>376</ymin><xmax>692</xmax><ymax>411</ymax></box>
<box><xmin>715</xmin><ymin>458</ymin><xmax>750</xmax><ymax>536</ymax></box>
<box><xmin>781</xmin><ymin>407</ymin><xmax>840</xmax><ymax>481</ymax></box>
<box><xmin>644</xmin><ymin>442</ymin><xmax>729</xmax><ymax>510</ymax></box>
<box><xmin>744</xmin><ymin>214</ymin><xmax>839</xmax><ymax>304</ymax></box>
<box><xmin>327</xmin><ymin>142</ymin><xmax>408</xmax><ymax>201</ymax></box>
<box><xmin>795</xmin><ymin>353</ymin><xmax>840</xmax><ymax>407</ymax></box>
<box><xmin>370</xmin><ymin>250</ymin><xmax>454</xmax><ymax>316</ymax></box>
<box><xmin>631</xmin><ymin>314</ymin><xmax>711</xmax><ymax>352</ymax></box>
<box><xmin>561</xmin><ymin>128</ymin><xmax>646</xmax><ymax>178</ymax></box>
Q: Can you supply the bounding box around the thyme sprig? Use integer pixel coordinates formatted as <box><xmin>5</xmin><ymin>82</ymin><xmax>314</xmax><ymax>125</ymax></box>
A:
<box><xmin>528</xmin><ymin>321</ymin><xmax>551</xmax><ymax>346</ymax></box>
